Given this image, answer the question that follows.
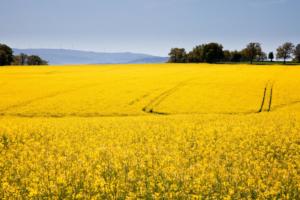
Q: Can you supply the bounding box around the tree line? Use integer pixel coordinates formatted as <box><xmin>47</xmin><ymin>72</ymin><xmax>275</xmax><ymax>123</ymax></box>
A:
<box><xmin>0</xmin><ymin>43</ymin><xmax>48</xmax><ymax>66</ymax></box>
<box><xmin>168</xmin><ymin>42</ymin><xmax>300</xmax><ymax>64</ymax></box>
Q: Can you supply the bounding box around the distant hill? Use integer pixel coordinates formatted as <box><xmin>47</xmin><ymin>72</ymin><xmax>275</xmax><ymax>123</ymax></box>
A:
<box><xmin>128</xmin><ymin>57</ymin><xmax>169</xmax><ymax>64</ymax></box>
<box><xmin>13</xmin><ymin>48</ymin><xmax>168</xmax><ymax>65</ymax></box>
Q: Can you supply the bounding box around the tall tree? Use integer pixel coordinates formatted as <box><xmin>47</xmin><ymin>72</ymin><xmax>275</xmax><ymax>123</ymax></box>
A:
<box><xmin>257</xmin><ymin>52</ymin><xmax>267</xmax><ymax>62</ymax></box>
<box><xmin>202</xmin><ymin>43</ymin><xmax>224</xmax><ymax>63</ymax></box>
<box><xmin>168</xmin><ymin>48</ymin><xmax>187</xmax><ymax>63</ymax></box>
<box><xmin>0</xmin><ymin>43</ymin><xmax>13</xmax><ymax>66</ymax></box>
<box><xmin>244</xmin><ymin>43</ymin><xmax>262</xmax><ymax>64</ymax></box>
<box><xmin>222</xmin><ymin>50</ymin><xmax>231</xmax><ymax>62</ymax></box>
<box><xmin>276</xmin><ymin>42</ymin><xmax>295</xmax><ymax>64</ymax></box>
<box><xmin>187</xmin><ymin>45</ymin><xmax>205</xmax><ymax>63</ymax></box>
<box><xmin>294</xmin><ymin>44</ymin><xmax>300</xmax><ymax>63</ymax></box>
<box><xmin>268</xmin><ymin>52</ymin><xmax>274</xmax><ymax>62</ymax></box>
<box><xmin>231</xmin><ymin>51</ymin><xmax>242</xmax><ymax>62</ymax></box>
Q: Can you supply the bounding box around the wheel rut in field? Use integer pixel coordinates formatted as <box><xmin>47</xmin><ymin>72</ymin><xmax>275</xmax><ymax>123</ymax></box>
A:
<box><xmin>258</xmin><ymin>82</ymin><xmax>274</xmax><ymax>113</ymax></box>
<box><xmin>0</xmin><ymin>83</ymin><xmax>100</xmax><ymax>112</ymax></box>
<box><xmin>0</xmin><ymin>112</ymin><xmax>144</xmax><ymax>118</ymax></box>
<box><xmin>143</xmin><ymin>80</ymin><xmax>278</xmax><ymax>116</ymax></box>
<box><xmin>272</xmin><ymin>100</ymin><xmax>300</xmax><ymax>110</ymax></box>
<box><xmin>142</xmin><ymin>79</ymin><xmax>192</xmax><ymax>114</ymax></box>
<box><xmin>3</xmin><ymin>79</ymin><xmax>299</xmax><ymax>118</ymax></box>
<box><xmin>0</xmin><ymin>67</ymin><xmax>130</xmax><ymax>112</ymax></box>
<box><xmin>128</xmin><ymin>93</ymin><xmax>152</xmax><ymax>106</ymax></box>
<box><xmin>256</xmin><ymin>81</ymin><xmax>300</xmax><ymax>112</ymax></box>
<box><xmin>0</xmin><ymin>111</ymin><xmax>256</xmax><ymax>118</ymax></box>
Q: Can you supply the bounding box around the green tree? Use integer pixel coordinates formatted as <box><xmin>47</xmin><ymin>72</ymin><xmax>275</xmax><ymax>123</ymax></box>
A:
<box><xmin>276</xmin><ymin>42</ymin><xmax>295</xmax><ymax>64</ymax></box>
<box><xmin>27</xmin><ymin>55</ymin><xmax>48</xmax><ymax>65</ymax></box>
<box><xmin>268</xmin><ymin>52</ymin><xmax>274</xmax><ymax>62</ymax></box>
<box><xmin>244</xmin><ymin>43</ymin><xmax>262</xmax><ymax>64</ymax></box>
<box><xmin>13</xmin><ymin>53</ymin><xmax>28</xmax><ymax>65</ymax></box>
<box><xmin>187</xmin><ymin>45</ymin><xmax>205</xmax><ymax>63</ymax></box>
<box><xmin>202</xmin><ymin>43</ymin><xmax>224</xmax><ymax>63</ymax></box>
<box><xmin>20</xmin><ymin>53</ymin><xmax>28</xmax><ymax>65</ymax></box>
<box><xmin>231</xmin><ymin>51</ymin><xmax>242</xmax><ymax>62</ymax></box>
<box><xmin>257</xmin><ymin>52</ymin><xmax>267</xmax><ymax>62</ymax></box>
<box><xmin>294</xmin><ymin>44</ymin><xmax>300</xmax><ymax>63</ymax></box>
<box><xmin>168</xmin><ymin>48</ymin><xmax>187</xmax><ymax>63</ymax></box>
<box><xmin>0</xmin><ymin>43</ymin><xmax>13</xmax><ymax>66</ymax></box>
<box><xmin>222</xmin><ymin>50</ymin><xmax>231</xmax><ymax>62</ymax></box>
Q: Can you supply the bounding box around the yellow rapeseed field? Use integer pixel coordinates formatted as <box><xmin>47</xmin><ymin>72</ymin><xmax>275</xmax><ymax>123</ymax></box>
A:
<box><xmin>0</xmin><ymin>63</ymin><xmax>300</xmax><ymax>199</ymax></box>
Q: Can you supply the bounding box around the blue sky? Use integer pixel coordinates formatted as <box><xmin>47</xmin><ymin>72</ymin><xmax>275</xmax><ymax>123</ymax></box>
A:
<box><xmin>1</xmin><ymin>0</ymin><xmax>299</xmax><ymax>56</ymax></box>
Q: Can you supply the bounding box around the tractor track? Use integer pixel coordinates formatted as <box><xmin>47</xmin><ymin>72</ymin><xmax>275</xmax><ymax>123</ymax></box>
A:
<box><xmin>128</xmin><ymin>93</ymin><xmax>151</xmax><ymax>106</ymax></box>
<box><xmin>0</xmin><ymin>72</ymin><xmax>138</xmax><ymax>112</ymax></box>
<box><xmin>0</xmin><ymin>83</ymin><xmax>100</xmax><ymax>112</ymax></box>
<box><xmin>271</xmin><ymin>100</ymin><xmax>300</xmax><ymax>111</ymax></box>
<box><xmin>0</xmin><ymin>110</ymin><xmax>259</xmax><ymax>119</ymax></box>
<box><xmin>142</xmin><ymin>80</ymin><xmax>278</xmax><ymax>115</ymax></box>
<box><xmin>142</xmin><ymin>79</ymin><xmax>193</xmax><ymax>113</ymax></box>
<box><xmin>258</xmin><ymin>81</ymin><xmax>274</xmax><ymax>113</ymax></box>
<box><xmin>2</xmin><ymin>77</ymin><xmax>298</xmax><ymax>118</ymax></box>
